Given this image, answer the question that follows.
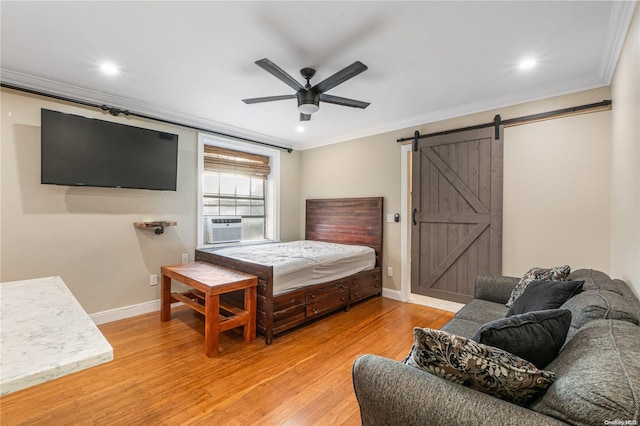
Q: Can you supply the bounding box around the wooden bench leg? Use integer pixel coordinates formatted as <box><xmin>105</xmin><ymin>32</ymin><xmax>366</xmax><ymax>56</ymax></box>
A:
<box><xmin>244</xmin><ymin>286</ymin><xmax>257</xmax><ymax>342</ymax></box>
<box><xmin>160</xmin><ymin>274</ymin><xmax>172</xmax><ymax>322</ymax></box>
<box><xmin>204</xmin><ymin>293</ymin><xmax>220</xmax><ymax>357</ymax></box>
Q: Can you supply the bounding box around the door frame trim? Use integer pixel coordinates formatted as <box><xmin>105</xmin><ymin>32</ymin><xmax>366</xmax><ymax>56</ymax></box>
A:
<box><xmin>401</xmin><ymin>144</ymin><xmax>411</xmax><ymax>303</ymax></box>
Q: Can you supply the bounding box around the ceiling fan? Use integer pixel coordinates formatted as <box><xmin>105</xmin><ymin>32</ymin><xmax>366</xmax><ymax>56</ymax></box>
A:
<box><xmin>242</xmin><ymin>58</ymin><xmax>370</xmax><ymax>121</ymax></box>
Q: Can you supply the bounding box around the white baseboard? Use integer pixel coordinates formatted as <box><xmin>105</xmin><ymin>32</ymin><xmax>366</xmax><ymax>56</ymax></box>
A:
<box><xmin>408</xmin><ymin>294</ymin><xmax>464</xmax><ymax>313</ymax></box>
<box><xmin>90</xmin><ymin>299</ymin><xmax>161</xmax><ymax>325</ymax></box>
<box><xmin>382</xmin><ymin>288</ymin><xmax>463</xmax><ymax>314</ymax></box>
<box><xmin>91</xmin><ymin>290</ymin><xmax>463</xmax><ymax>325</ymax></box>
<box><xmin>382</xmin><ymin>288</ymin><xmax>403</xmax><ymax>301</ymax></box>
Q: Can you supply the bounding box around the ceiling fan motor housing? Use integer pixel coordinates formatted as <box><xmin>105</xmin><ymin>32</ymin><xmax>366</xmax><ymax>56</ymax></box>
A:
<box><xmin>297</xmin><ymin>90</ymin><xmax>320</xmax><ymax>114</ymax></box>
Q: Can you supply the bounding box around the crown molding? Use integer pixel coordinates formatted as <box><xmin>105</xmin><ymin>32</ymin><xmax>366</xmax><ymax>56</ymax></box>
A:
<box><xmin>299</xmin><ymin>75</ymin><xmax>608</xmax><ymax>151</ymax></box>
<box><xmin>0</xmin><ymin>69</ymin><xmax>294</xmax><ymax>151</ymax></box>
<box><xmin>598</xmin><ymin>1</ymin><xmax>638</xmax><ymax>83</ymax></box>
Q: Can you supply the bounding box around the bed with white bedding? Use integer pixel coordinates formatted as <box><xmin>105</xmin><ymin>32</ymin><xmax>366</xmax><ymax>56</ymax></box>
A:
<box><xmin>195</xmin><ymin>197</ymin><xmax>383</xmax><ymax>344</ymax></box>
<box><xmin>213</xmin><ymin>240</ymin><xmax>376</xmax><ymax>295</ymax></box>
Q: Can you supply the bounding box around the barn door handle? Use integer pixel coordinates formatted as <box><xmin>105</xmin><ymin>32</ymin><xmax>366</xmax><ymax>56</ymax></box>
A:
<box><xmin>412</xmin><ymin>209</ymin><xmax>418</xmax><ymax>225</ymax></box>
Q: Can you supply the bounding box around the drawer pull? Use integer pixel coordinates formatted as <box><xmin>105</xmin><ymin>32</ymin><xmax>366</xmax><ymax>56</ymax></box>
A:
<box><xmin>311</xmin><ymin>294</ymin><xmax>316</xmax><ymax>299</ymax></box>
<box><xmin>312</xmin><ymin>308</ymin><xmax>317</xmax><ymax>314</ymax></box>
<box><xmin>341</xmin><ymin>297</ymin><xmax>346</xmax><ymax>301</ymax></box>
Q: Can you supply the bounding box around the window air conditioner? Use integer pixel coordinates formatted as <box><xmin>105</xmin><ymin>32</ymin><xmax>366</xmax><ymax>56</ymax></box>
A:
<box><xmin>205</xmin><ymin>216</ymin><xmax>242</xmax><ymax>244</ymax></box>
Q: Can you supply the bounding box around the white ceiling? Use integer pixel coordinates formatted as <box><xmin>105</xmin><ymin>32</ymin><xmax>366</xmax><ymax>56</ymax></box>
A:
<box><xmin>1</xmin><ymin>1</ymin><xmax>636</xmax><ymax>151</ymax></box>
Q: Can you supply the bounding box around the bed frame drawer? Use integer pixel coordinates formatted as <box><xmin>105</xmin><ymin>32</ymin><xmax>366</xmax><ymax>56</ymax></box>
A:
<box><xmin>350</xmin><ymin>269</ymin><xmax>382</xmax><ymax>303</ymax></box>
<box><xmin>306</xmin><ymin>281</ymin><xmax>348</xmax><ymax>317</ymax></box>
<box><xmin>272</xmin><ymin>292</ymin><xmax>306</xmax><ymax>329</ymax></box>
<box><xmin>274</xmin><ymin>293</ymin><xmax>305</xmax><ymax>311</ymax></box>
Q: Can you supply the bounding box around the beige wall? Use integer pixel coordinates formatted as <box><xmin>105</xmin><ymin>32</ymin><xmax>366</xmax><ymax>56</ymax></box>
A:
<box><xmin>502</xmin><ymin>112</ymin><xmax>611</xmax><ymax>275</ymax></box>
<box><xmin>300</xmin><ymin>86</ymin><xmax>613</xmax><ymax>292</ymax></box>
<box><xmin>611</xmin><ymin>4</ymin><xmax>640</xmax><ymax>297</ymax></box>
<box><xmin>300</xmin><ymin>132</ymin><xmax>404</xmax><ymax>291</ymax></box>
<box><xmin>0</xmin><ymin>89</ymin><xmax>301</xmax><ymax>314</ymax></box>
<box><xmin>279</xmin><ymin>149</ymin><xmax>302</xmax><ymax>242</ymax></box>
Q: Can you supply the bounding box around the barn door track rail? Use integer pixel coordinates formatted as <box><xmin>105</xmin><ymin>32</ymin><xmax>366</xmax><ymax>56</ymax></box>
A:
<box><xmin>399</xmin><ymin>99</ymin><xmax>612</xmax><ymax>150</ymax></box>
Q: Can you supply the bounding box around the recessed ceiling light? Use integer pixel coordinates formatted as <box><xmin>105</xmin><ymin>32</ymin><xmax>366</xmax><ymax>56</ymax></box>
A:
<box><xmin>519</xmin><ymin>57</ymin><xmax>537</xmax><ymax>71</ymax></box>
<box><xmin>296</xmin><ymin>125</ymin><xmax>305</xmax><ymax>132</ymax></box>
<box><xmin>100</xmin><ymin>62</ymin><xmax>119</xmax><ymax>76</ymax></box>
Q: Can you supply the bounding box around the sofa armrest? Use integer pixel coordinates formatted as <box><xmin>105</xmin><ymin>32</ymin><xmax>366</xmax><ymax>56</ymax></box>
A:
<box><xmin>474</xmin><ymin>275</ymin><xmax>519</xmax><ymax>304</ymax></box>
<box><xmin>352</xmin><ymin>354</ymin><xmax>564</xmax><ymax>426</ymax></box>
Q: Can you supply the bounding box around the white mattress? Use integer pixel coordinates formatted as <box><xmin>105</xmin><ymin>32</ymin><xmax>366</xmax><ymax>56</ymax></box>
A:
<box><xmin>213</xmin><ymin>240</ymin><xmax>376</xmax><ymax>295</ymax></box>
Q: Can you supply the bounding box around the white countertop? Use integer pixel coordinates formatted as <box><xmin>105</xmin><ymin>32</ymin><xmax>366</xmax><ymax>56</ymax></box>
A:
<box><xmin>0</xmin><ymin>276</ymin><xmax>113</xmax><ymax>396</ymax></box>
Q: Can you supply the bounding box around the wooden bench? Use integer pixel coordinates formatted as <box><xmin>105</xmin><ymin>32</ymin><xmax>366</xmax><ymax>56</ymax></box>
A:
<box><xmin>160</xmin><ymin>261</ymin><xmax>258</xmax><ymax>357</ymax></box>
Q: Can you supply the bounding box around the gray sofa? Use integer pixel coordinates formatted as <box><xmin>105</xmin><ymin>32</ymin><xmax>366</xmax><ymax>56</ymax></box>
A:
<box><xmin>353</xmin><ymin>269</ymin><xmax>640</xmax><ymax>425</ymax></box>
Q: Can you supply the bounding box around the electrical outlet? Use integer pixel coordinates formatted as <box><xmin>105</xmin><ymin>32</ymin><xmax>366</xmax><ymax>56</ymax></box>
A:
<box><xmin>386</xmin><ymin>214</ymin><xmax>394</xmax><ymax>223</ymax></box>
<box><xmin>181</xmin><ymin>253</ymin><xmax>189</xmax><ymax>263</ymax></box>
<box><xmin>387</xmin><ymin>266</ymin><xmax>393</xmax><ymax>277</ymax></box>
<box><xmin>149</xmin><ymin>274</ymin><xmax>158</xmax><ymax>286</ymax></box>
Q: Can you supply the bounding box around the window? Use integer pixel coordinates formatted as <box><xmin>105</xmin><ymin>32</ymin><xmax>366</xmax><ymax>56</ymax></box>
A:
<box><xmin>198</xmin><ymin>134</ymin><xmax>280</xmax><ymax>247</ymax></box>
<box><xmin>203</xmin><ymin>172</ymin><xmax>265</xmax><ymax>241</ymax></box>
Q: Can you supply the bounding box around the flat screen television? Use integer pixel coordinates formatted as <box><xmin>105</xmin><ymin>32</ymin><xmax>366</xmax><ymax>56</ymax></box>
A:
<box><xmin>41</xmin><ymin>109</ymin><xmax>179</xmax><ymax>191</ymax></box>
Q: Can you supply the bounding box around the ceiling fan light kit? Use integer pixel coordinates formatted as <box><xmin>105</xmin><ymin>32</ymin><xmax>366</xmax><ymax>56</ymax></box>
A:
<box><xmin>242</xmin><ymin>58</ymin><xmax>369</xmax><ymax>121</ymax></box>
<box><xmin>297</xmin><ymin>93</ymin><xmax>320</xmax><ymax>114</ymax></box>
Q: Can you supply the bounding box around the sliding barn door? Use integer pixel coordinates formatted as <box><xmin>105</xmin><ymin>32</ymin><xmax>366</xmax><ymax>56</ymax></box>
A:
<box><xmin>411</xmin><ymin>126</ymin><xmax>503</xmax><ymax>303</ymax></box>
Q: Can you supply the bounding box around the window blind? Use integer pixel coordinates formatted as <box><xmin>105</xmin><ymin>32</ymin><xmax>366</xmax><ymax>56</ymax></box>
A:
<box><xmin>203</xmin><ymin>145</ymin><xmax>271</xmax><ymax>177</ymax></box>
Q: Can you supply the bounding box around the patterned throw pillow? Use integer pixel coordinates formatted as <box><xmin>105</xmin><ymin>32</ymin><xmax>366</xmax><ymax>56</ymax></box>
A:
<box><xmin>505</xmin><ymin>265</ymin><xmax>571</xmax><ymax>308</ymax></box>
<box><xmin>402</xmin><ymin>327</ymin><xmax>556</xmax><ymax>406</ymax></box>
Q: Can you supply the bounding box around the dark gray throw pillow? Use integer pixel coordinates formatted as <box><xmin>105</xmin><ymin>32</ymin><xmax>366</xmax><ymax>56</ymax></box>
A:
<box><xmin>472</xmin><ymin>309</ymin><xmax>572</xmax><ymax>368</ymax></box>
<box><xmin>507</xmin><ymin>280</ymin><xmax>584</xmax><ymax>316</ymax></box>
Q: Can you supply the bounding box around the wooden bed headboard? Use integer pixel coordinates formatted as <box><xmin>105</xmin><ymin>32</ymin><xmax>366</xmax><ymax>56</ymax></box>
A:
<box><xmin>305</xmin><ymin>197</ymin><xmax>383</xmax><ymax>267</ymax></box>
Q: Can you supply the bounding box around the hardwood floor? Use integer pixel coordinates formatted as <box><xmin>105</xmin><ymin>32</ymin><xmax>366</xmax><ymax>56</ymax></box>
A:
<box><xmin>0</xmin><ymin>297</ymin><xmax>453</xmax><ymax>425</ymax></box>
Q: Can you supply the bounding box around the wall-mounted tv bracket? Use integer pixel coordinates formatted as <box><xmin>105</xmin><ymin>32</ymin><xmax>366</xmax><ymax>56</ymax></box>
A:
<box><xmin>133</xmin><ymin>221</ymin><xmax>177</xmax><ymax>235</ymax></box>
<box><xmin>100</xmin><ymin>105</ymin><xmax>130</xmax><ymax>117</ymax></box>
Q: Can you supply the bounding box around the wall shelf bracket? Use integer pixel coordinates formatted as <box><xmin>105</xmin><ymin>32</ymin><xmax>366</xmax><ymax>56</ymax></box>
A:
<box><xmin>133</xmin><ymin>221</ymin><xmax>177</xmax><ymax>235</ymax></box>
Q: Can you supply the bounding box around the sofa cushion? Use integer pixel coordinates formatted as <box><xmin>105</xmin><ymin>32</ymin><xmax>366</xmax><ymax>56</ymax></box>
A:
<box><xmin>440</xmin><ymin>318</ymin><xmax>484</xmax><ymax>339</ymax></box>
<box><xmin>472</xmin><ymin>309</ymin><xmax>571</xmax><ymax>369</ymax></box>
<box><xmin>530</xmin><ymin>319</ymin><xmax>640</xmax><ymax>424</ymax></box>
<box><xmin>568</xmin><ymin>268</ymin><xmax>621</xmax><ymax>292</ymax></box>
<box><xmin>403</xmin><ymin>327</ymin><xmax>556</xmax><ymax>406</ymax></box>
<box><xmin>507</xmin><ymin>280</ymin><xmax>583</xmax><ymax>316</ymax></box>
<box><xmin>474</xmin><ymin>275</ymin><xmax>520</xmax><ymax>304</ymax></box>
<box><xmin>454</xmin><ymin>299</ymin><xmax>510</xmax><ymax>325</ymax></box>
<box><xmin>506</xmin><ymin>265</ymin><xmax>571</xmax><ymax>308</ymax></box>
<box><xmin>561</xmin><ymin>288</ymin><xmax>640</xmax><ymax>341</ymax></box>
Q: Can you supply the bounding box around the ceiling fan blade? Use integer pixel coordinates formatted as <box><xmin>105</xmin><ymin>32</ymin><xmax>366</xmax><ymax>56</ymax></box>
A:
<box><xmin>242</xmin><ymin>94</ymin><xmax>296</xmax><ymax>104</ymax></box>
<box><xmin>319</xmin><ymin>94</ymin><xmax>370</xmax><ymax>109</ymax></box>
<box><xmin>300</xmin><ymin>113</ymin><xmax>311</xmax><ymax>121</ymax></box>
<box><xmin>255</xmin><ymin>58</ymin><xmax>304</xmax><ymax>92</ymax></box>
<box><xmin>312</xmin><ymin>61</ymin><xmax>368</xmax><ymax>94</ymax></box>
